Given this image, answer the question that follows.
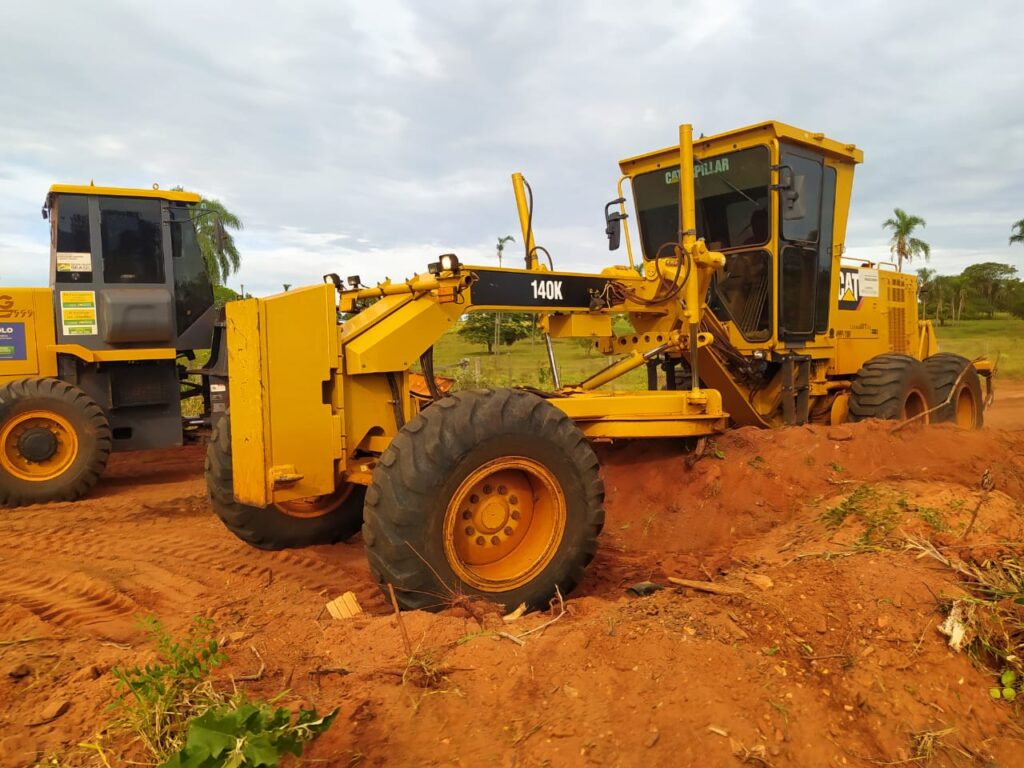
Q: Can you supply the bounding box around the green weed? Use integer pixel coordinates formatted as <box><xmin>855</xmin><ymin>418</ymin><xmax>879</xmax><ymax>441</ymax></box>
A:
<box><xmin>106</xmin><ymin>616</ymin><xmax>336</xmax><ymax>767</ymax></box>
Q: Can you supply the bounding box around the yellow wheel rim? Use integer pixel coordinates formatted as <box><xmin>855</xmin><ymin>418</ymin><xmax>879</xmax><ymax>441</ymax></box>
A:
<box><xmin>275</xmin><ymin>482</ymin><xmax>354</xmax><ymax>519</ymax></box>
<box><xmin>0</xmin><ymin>410</ymin><xmax>79</xmax><ymax>482</ymax></box>
<box><xmin>443</xmin><ymin>457</ymin><xmax>566</xmax><ymax>593</ymax></box>
<box><xmin>954</xmin><ymin>386</ymin><xmax>977</xmax><ymax>428</ymax></box>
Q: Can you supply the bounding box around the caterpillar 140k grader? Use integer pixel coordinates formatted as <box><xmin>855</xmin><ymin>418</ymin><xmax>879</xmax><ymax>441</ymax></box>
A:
<box><xmin>205</xmin><ymin>120</ymin><xmax>990</xmax><ymax>611</ymax></box>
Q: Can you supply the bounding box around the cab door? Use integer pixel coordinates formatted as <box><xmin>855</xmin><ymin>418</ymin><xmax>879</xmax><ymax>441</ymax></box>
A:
<box><xmin>776</xmin><ymin>146</ymin><xmax>836</xmax><ymax>344</ymax></box>
<box><xmin>52</xmin><ymin>193</ymin><xmax>176</xmax><ymax>351</ymax></box>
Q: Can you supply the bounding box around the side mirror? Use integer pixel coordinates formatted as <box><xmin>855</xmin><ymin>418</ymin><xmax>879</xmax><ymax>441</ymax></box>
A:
<box><xmin>779</xmin><ymin>167</ymin><xmax>806</xmax><ymax>220</ymax></box>
<box><xmin>604</xmin><ymin>198</ymin><xmax>628</xmax><ymax>251</ymax></box>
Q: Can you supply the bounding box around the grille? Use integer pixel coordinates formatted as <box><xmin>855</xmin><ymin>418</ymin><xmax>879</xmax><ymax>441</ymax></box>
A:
<box><xmin>889</xmin><ymin>308</ymin><xmax>907</xmax><ymax>353</ymax></box>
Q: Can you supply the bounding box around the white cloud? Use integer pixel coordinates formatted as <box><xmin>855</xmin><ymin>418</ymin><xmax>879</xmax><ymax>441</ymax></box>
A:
<box><xmin>1</xmin><ymin>0</ymin><xmax>1022</xmax><ymax>298</ymax></box>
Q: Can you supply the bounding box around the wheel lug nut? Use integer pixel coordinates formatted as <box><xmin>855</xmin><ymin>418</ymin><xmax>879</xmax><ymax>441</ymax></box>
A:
<box><xmin>476</xmin><ymin>536</ymin><xmax>485</xmax><ymax>546</ymax></box>
<box><xmin>509</xmin><ymin>495</ymin><xmax>518</xmax><ymax>505</ymax></box>
<box><xmin>462</xmin><ymin>510</ymin><xmax>471</xmax><ymax>520</ymax></box>
<box><xmin>483</xmin><ymin>484</ymin><xmax>493</xmax><ymax>494</ymax></box>
<box><xmin>504</xmin><ymin>527</ymin><xmax>513</xmax><ymax>536</ymax></box>
<box><xmin>497</xmin><ymin>485</ymin><xmax>507</xmax><ymax>495</ymax></box>
<box><xmin>490</xmin><ymin>536</ymin><xmax>500</xmax><ymax>546</ymax></box>
<box><xmin>511</xmin><ymin>510</ymin><xmax>520</xmax><ymax>520</ymax></box>
<box><xmin>465</xmin><ymin>526</ymin><xmax>475</xmax><ymax>536</ymax></box>
<box><xmin>470</xmin><ymin>494</ymin><xmax>479</xmax><ymax>504</ymax></box>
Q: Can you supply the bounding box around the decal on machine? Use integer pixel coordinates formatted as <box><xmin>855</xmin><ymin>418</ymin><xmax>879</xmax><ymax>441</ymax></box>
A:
<box><xmin>60</xmin><ymin>290</ymin><xmax>98</xmax><ymax>335</ymax></box>
<box><xmin>838</xmin><ymin>267</ymin><xmax>880</xmax><ymax>310</ymax></box>
<box><xmin>0</xmin><ymin>322</ymin><xmax>27</xmax><ymax>361</ymax></box>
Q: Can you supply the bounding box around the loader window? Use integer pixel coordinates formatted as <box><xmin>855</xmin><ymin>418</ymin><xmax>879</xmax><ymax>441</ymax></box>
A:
<box><xmin>170</xmin><ymin>204</ymin><xmax>214</xmax><ymax>336</ymax></box>
<box><xmin>632</xmin><ymin>146</ymin><xmax>771</xmax><ymax>259</ymax></box>
<box><xmin>54</xmin><ymin>194</ymin><xmax>93</xmax><ymax>284</ymax></box>
<box><xmin>99</xmin><ymin>197</ymin><xmax>165</xmax><ymax>284</ymax></box>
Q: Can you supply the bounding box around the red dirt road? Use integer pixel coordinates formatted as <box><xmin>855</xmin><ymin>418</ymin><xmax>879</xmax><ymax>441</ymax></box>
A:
<box><xmin>2</xmin><ymin>390</ymin><xmax>1024</xmax><ymax>766</ymax></box>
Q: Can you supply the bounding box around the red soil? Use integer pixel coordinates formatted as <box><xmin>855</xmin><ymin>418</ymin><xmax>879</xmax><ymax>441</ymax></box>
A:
<box><xmin>2</xmin><ymin>390</ymin><xmax>1024</xmax><ymax>766</ymax></box>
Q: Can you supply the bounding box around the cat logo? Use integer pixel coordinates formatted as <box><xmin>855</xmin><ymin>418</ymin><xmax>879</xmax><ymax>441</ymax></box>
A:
<box><xmin>838</xmin><ymin>267</ymin><xmax>880</xmax><ymax>310</ymax></box>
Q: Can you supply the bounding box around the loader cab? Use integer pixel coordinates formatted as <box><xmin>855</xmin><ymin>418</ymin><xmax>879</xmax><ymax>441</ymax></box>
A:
<box><xmin>621</xmin><ymin>121</ymin><xmax>861</xmax><ymax>353</ymax></box>
<box><xmin>46</xmin><ymin>185</ymin><xmax>215</xmax><ymax>352</ymax></box>
<box><xmin>42</xmin><ymin>185</ymin><xmax>217</xmax><ymax>451</ymax></box>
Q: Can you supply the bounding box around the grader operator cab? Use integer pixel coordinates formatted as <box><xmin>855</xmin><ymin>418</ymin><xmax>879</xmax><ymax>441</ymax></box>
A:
<box><xmin>206</xmin><ymin>120</ymin><xmax>992</xmax><ymax>612</ymax></box>
<box><xmin>0</xmin><ymin>185</ymin><xmax>226</xmax><ymax>507</ymax></box>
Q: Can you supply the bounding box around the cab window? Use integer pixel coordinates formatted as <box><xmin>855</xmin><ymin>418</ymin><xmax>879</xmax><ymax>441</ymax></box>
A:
<box><xmin>99</xmin><ymin>197</ymin><xmax>165</xmax><ymax>284</ymax></box>
<box><xmin>54</xmin><ymin>194</ymin><xmax>93</xmax><ymax>283</ymax></box>
<box><xmin>632</xmin><ymin>146</ymin><xmax>771</xmax><ymax>258</ymax></box>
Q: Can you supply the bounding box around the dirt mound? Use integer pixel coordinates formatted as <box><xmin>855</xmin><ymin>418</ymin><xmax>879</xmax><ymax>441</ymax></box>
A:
<box><xmin>2</xmin><ymin>414</ymin><xmax>1024</xmax><ymax>765</ymax></box>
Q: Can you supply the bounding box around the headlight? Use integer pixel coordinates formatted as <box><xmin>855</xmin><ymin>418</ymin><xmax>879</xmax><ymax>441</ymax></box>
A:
<box><xmin>439</xmin><ymin>253</ymin><xmax>460</xmax><ymax>272</ymax></box>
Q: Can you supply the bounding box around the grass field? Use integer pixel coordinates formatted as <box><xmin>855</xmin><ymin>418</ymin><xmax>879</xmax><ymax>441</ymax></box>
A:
<box><xmin>931</xmin><ymin>315</ymin><xmax>1024</xmax><ymax>379</ymax></box>
<box><xmin>430</xmin><ymin>313</ymin><xmax>1024</xmax><ymax>388</ymax></box>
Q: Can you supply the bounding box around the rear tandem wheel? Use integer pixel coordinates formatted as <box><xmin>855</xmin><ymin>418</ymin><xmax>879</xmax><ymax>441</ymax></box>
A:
<box><xmin>848</xmin><ymin>354</ymin><xmax>937</xmax><ymax>423</ymax></box>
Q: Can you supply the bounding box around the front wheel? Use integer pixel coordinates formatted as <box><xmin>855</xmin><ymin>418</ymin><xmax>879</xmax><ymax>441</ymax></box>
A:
<box><xmin>206</xmin><ymin>414</ymin><xmax>364</xmax><ymax>549</ymax></box>
<box><xmin>0</xmin><ymin>378</ymin><xmax>111</xmax><ymax>507</ymax></box>
<box><xmin>363</xmin><ymin>388</ymin><xmax>604</xmax><ymax>611</ymax></box>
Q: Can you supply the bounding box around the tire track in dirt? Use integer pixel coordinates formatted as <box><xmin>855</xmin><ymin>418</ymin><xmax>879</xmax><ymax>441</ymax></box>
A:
<box><xmin>0</xmin><ymin>570</ymin><xmax>140</xmax><ymax>641</ymax></box>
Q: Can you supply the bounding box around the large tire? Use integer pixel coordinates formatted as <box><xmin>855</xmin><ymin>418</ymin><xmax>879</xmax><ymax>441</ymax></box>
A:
<box><xmin>206</xmin><ymin>413</ymin><xmax>364</xmax><ymax>549</ymax></box>
<box><xmin>924</xmin><ymin>353</ymin><xmax>984</xmax><ymax>428</ymax></box>
<box><xmin>849</xmin><ymin>354</ymin><xmax>937</xmax><ymax>423</ymax></box>
<box><xmin>0</xmin><ymin>378</ymin><xmax>111</xmax><ymax>507</ymax></box>
<box><xmin>363</xmin><ymin>388</ymin><xmax>604</xmax><ymax>612</ymax></box>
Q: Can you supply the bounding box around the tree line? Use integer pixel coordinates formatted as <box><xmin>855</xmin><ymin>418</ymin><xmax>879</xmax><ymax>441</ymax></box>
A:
<box><xmin>882</xmin><ymin>208</ymin><xmax>1023</xmax><ymax>324</ymax></box>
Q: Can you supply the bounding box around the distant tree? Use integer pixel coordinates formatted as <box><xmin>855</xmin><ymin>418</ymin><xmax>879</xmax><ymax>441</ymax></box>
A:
<box><xmin>882</xmin><ymin>208</ymin><xmax>930</xmax><ymax>272</ymax></box>
<box><xmin>1011</xmin><ymin>219</ymin><xmax>1024</xmax><ymax>246</ymax></box>
<box><xmin>458</xmin><ymin>312</ymin><xmax>533</xmax><ymax>353</ymax></box>
<box><xmin>916</xmin><ymin>267</ymin><xmax>935</xmax><ymax>318</ymax></box>
<box><xmin>496</xmin><ymin>235</ymin><xmax>515</xmax><ymax>267</ymax></box>
<box><xmin>282</xmin><ymin>283</ymin><xmax>292</xmax><ymax>292</ymax></box>
<box><xmin>212</xmin><ymin>284</ymin><xmax>240</xmax><ymax>308</ymax></box>
<box><xmin>961</xmin><ymin>262</ymin><xmax>1018</xmax><ymax>319</ymax></box>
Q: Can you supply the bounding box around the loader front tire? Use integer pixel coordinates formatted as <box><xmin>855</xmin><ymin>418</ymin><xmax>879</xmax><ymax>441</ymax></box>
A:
<box><xmin>924</xmin><ymin>353</ymin><xmax>984</xmax><ymax>428</ymax></box>
<box><xmin>849</xmin><ymin>354</ymin><xmax>937</xmax><ymax>423</ymax></box>
<box><xmin>363</xmin><ymin>388</ymin><xmax>605</xmax><ymax>612</ymax></box>
<box><xmin>0</xmin><ymin>378</ymin><xmax>111</xmax><ymax>507</ymax></box>
<box><xmin>206</xmin><ymin>414</ymin><xmax>364</xmax><ymax>549</ymax></box>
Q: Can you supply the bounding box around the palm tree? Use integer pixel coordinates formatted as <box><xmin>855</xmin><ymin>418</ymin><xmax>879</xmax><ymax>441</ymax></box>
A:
<box><xmin>172</xmin><ymin>187</ymin><xmax>244</xmax><ymax>285</ymax></box>
<box><xmin>882</xmin><ymin>208</ymin><xmax>930</xmax><ymax>272</ymax></box>
<box><xmin>1011</xmin><ymin>219</ymin><xmax>1024</xmax><ymax>246</ymax></box>
<box><xmin>194</xmin><ymin>197</ymin><xmax>244</xmax><ymax>286</ymax></box>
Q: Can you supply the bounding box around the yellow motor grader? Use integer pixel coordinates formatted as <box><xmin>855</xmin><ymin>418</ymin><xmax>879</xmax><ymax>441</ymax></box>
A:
<box><xmin>206</xmin><ymin>121</ymin><xmax>990</xmax><ymax>610</ymax></box>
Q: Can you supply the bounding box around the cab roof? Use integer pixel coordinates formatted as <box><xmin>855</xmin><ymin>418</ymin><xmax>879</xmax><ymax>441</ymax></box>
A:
<box><xmin>47</xmin><ymin>183</ymin><xmax>201</xmax><ymax>204</ymax></box>
<box><xmin>618</xmin><ymin>120</ymin><xmax>863</xmax><ymax>175</ymax></box>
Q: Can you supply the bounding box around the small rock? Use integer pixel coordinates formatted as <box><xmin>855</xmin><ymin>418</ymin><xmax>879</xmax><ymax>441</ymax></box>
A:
<box><xmin>645</xmin><ymin>729</ymin><xmax>660</xmax><ymax>748</ymax></box>
<box><xmin>563</xmin><ymin>683</ymin><xmax>580</xmax><ymax>699</ymax></box>
<box><xmin>29</xmin><ymin>699</ymin><xmax>70</xmax><ymax>726</ymax></box>
<box><xmin>8</xmin><ymin>664</ymin><xmax>31</xmax><ymax>680</ymax></box>
<box><xmin>745</xmin><ymin>574</ymin><xmax>774</xmax><ymax>591</ymax></box>
<box><xmin>876</xmin><ymin>615</ymin><xmax>890</xmax><ymax>629</ymax></box>
<box><xmin>223</xmin><ymin>630</ymin><xmax>248</xmax><ymax>647</ymax></box>
<box><xmin>827</xmin><ymin>426</ymin><xmax>853</xmax><ymax>442</ymax></box>
<box><xmin>71</xmin><ymin>664</ymin><xmax>101</xmax><ymax>682</ymax></box>
<box><xmin>626</xmin><ymin>581</ymin><xmax>665</xmax><ymax>597</ymax></box>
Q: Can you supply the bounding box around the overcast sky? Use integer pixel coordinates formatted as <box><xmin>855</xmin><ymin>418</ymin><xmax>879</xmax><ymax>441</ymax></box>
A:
<box><xmin>2</xmin><ymin>0</ymin><xmax>1022</xmax><ymax>296</ymax></box>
